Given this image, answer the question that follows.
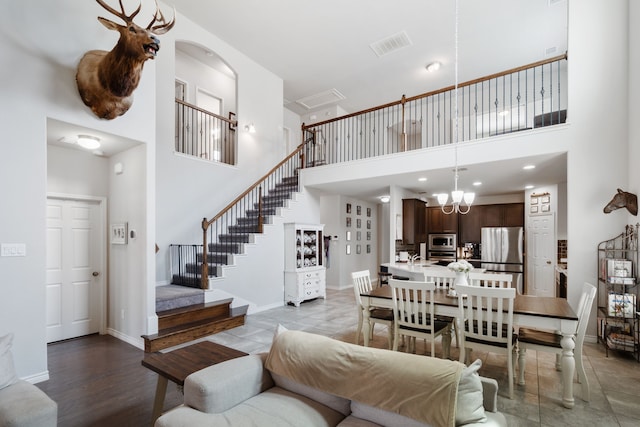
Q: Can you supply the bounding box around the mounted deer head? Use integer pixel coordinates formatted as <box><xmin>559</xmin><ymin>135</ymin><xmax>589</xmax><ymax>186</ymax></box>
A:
<box><xmin>76</xmin><ymin>0</ymin><xmax>175</xmax><ymax>120</ymax></box>
<box><xmin>604</xmin><ymin>188</ymin><xmax>638</xmax><ymax>216</ymax></box>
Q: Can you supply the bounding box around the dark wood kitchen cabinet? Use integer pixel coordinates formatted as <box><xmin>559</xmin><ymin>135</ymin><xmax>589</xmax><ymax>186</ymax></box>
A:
<box><xmin>427</xmin><ymin>207</ymin><xmax>458</xmax><ymax>234</ymax></box>
<box><xmin>402</xmin><ymin>199</ymin><xmax>427</xmax><ymax>245</ymax></box>
<box><xmin>458</xmin><ymin>203</ymin><xmax>524</xmax><ymax>244</ymax></box>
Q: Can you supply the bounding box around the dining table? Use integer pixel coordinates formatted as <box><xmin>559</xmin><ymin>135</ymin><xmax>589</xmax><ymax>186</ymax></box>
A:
<box><xmin>360</xmin><ymin>286</ymin><xmax>579</xmax><ymax>409</ymax></box>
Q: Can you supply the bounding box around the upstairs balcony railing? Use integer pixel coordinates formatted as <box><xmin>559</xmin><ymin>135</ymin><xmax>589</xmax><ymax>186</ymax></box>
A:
<box><xmin>175</xmin><ymin>99</ymin><xmax>237</xmax><ymax>165</ymax></box>
<box><xmin>301</xmin><ymin>53</ymin><xmax>567</xmax><ymax>167</ymax></box>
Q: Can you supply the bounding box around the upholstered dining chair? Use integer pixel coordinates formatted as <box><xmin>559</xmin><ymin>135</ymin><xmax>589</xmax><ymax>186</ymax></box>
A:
<box><xmin>468</xmin><ymin>272</ymin><xmax>513</xmax><ymax>288</ymax></box>
<box><xmin>389</xmin><ymin>278</ymin><xmax>451</xmax><ymax>358</ymax></box>
<box><xmin>456</xmin><ymin>283</ymin><xmax>517</xmax><ymax>399</ymax></box>
<box><xmin>352</xmin><ymin>270</ymin><xmax>394</xmax><ymax>349</ymax></box>
<box><xmin>423</xmin><ymin>269</ymin><xmax>459</xmax><ymax>347</ymax></box>
<box><xmin>517</xmin><ymin>282</ymin><xmax>597</xmax><ymax>401</ymax></box>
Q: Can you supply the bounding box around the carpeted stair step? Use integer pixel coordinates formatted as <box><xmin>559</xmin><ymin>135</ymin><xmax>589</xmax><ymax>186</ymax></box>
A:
<box><xmin>219</xmin><ymin>233</ymin><xmax>251</xmax><ymax>243</ymax></box>
<box><xmin>208</xmin><ymin>242</ymin><xmax>244</xmax><ymax>254</ymax></box>
<box><xmin>155</xmin><ymin>284</ymin><xmax>204</xmax><ymax>312</ymax></box>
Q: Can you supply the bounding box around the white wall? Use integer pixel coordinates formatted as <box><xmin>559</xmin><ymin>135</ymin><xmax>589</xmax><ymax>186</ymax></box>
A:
<box><xmin>175</xmin><ymin>48</ymin><xmax>236</xmax><ymax>115</ymax></box>
<box><xmin>0</xmin><ymin>0</ymin><xmax>156</xmax><ymax>380</ymax></box>
<box><xmin>47</xmin><ymin>145</ymin><xmax>110</xmax><ymax>197</ymax></box>
<box><xmin>154</xmin><ymin>11</ymin><xmax>285</xmax><ymax>286</ymax></box>
<box><xmin>320</xmin><ymin>195</ymin><xmax>378</xmax><ymax>289</ymax></box>
<box><xmin>567</xmin><ymin>0</ymin><xmax>630</xmax><ymax>338</ymax></box>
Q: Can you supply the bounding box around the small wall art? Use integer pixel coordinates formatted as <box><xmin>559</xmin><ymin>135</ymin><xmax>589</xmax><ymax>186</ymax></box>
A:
<box><xmin>346</xmin><ymin>203</ymin><xmax>352</xmax><ymax>214</ymax></box>
<box><xmin>357</xmin><ymin>231</ymin><xmax>361</xmax><ymax>241</ymax></box>
<box><xmin>366</xmin><ymin>207</ymin><xmax>371</xmax><ymax>217</ymax></box>
<box><xmin>111</xmin><ymin>222</ymin><xmax>128</xmax><ymax>244</ymax></box>
<box><xmin>356</xmin><ymin>244</ymin><xmax>361</xmax><ymax>254</ymax></box>
<box><xmin>357</xmin><ymin>218</ymin><xmax>361</xmax><ymax>228</ymax></box>
<box><xmin>357</xmin><ymin>205</ymin><xmax>361</xmax><ymax>215</ymax></box>
<box><xmin>346</xmin><ymin>217</ymin><xmax>352</xmax><ymax>227</ymax></box>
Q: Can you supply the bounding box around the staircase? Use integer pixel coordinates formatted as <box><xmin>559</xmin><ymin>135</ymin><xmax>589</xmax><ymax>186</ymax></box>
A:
<box><xmin>170</xmin><ymin>174</ymin><xmax>300</xmax><ymax>287</ymax></box>
<box><xmin>146</xmin><ymin>174</ymin><xmax>300</xmax><ymax>351</ymax></box>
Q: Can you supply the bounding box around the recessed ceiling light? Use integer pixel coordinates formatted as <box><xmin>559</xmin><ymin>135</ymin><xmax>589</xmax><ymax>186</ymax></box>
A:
<box><xmin>523</xmin><ymin>164</ymin><xmax>536</xmax><ymax>170</ymax></box>
<box><xmin>379</xmin><ymin>196</ymin><xmax>390</xmax><ymax>203</ymax></box>
<box><xmin>418</xmin><ymin>177</ymin><xmax>427</xmax><ymax>182</ymax></box>
<box><xmin>473</xmin><ymin>181</ymin><xmax>482</xmax><ymax>186</ymax></box>
<box><xmin>425</xmin><ymin>61</ymin><xmax>441</xmax><ymax>72</ymax></box>
<box><xmin>525</xmin><ymin>185</ymin><xmax>534</xmax><ymax>189</ymax></box>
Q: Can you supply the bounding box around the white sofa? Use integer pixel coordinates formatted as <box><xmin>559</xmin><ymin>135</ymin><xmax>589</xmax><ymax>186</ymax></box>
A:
<box><xmin>0</xmin><ymin>334</ymin><xmax>57</xmax><ymax>427</ymax></box>
<box><xmin>156</xmin><ymin>329</ymin><xmax>507</xmax><ymax>427</ymax></box>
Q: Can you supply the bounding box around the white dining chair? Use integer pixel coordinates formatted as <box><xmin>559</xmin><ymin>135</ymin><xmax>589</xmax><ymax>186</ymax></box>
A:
<box><xmin>423</xmin><ymin>269</ymin><xmax>459</xmax><ymax>347</ymax></box>
<box><xmin>352</xmin><ymin>270</ymin><xmax>394</xmax><ymax>349</ymax></box>
<box><xmin>517</xmin><ymin>282</ymin><xmax>596</xmax><ymax>401</ymax></box>
<box><xmin>468</xmin><ymin>272</ymin><xmax>513</xmax><ymax>288</ymax></box>
<box><xmin>456</xmin><ymin>283</ymin><xmax>517</xmax><ymax>399</ymax></box>
<box><xmin>389</xmin><ymin>278</ymin><xmax>451</xmax><ymax>358</ymax></box>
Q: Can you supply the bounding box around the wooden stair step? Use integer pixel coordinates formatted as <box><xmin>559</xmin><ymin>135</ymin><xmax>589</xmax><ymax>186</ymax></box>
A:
<box><xmin>157</xmin><ymin>298</ymin><xmax>233</xmax><ymax>330</ymax></box>
<box><xmin>143</xmin><ymin>305</ymin><xmax>248</xmax><ymax>353</ymax></box>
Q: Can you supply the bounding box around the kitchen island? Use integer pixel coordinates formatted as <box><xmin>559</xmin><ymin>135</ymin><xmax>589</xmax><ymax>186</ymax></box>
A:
<box><xmin>381</xmin><ymin>260</ymin><xmax>485</xmax><ymax>281</ymax></box>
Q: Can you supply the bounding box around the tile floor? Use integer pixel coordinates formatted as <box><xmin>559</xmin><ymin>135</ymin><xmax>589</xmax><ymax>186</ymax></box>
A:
<box><xmin>196</xmin><ymin>288</ymin><xmax>639</xmax><ymax>427</ymax></box>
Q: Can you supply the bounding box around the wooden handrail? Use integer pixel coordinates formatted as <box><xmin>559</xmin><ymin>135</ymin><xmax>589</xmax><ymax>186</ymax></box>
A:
<box><xmin>203</xmin><ymin>145</ymin><xmax>304</xmax><ymax>228</ymax></box>
<box><xmin>175</xmin><ymin>98</ymin><xmax>238</xmax><ymax>126</ymax></box>
<box><xmin>302</xmin><ymin>52</ymin><xmax>568</xmax><ymax>130</ymax></box>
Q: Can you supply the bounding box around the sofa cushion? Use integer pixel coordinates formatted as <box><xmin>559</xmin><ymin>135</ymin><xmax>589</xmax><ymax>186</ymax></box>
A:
<box><xmin>337</xmin><ymin>415</ymin><xmax>383</xmax><ymax>427</ymax></box>
<box><xmin>266</xmin><ymin>329</ymin><xmax>463</xmax><ymax>427</ymax></box>
<box><xmin>0</xmin><ymin>333</ymin><xmax>18</xmax><ymax>390</ymax></box>
<box><xmin>0</xmin><ymin>380</ymin><xmax>58</xmax><ymax>427</ymax></box>
<box><xmin>158</xmin><ymin>387</ymin><xmax>346</xmax><ymax>427</ymax></box>
<box><xmin>271</xmin><ymin>372</ymin><xmax>351</xmax><ymax>416</ymax></box>
<box><xmin>351</xmin><ymin>401</ymin><xmax>429</xmax><ymax>427</ymax></box>
<box><xmin>456</xmin><ymin>359</ymin><xmax>487</xmax><ymax>425</ymax></box>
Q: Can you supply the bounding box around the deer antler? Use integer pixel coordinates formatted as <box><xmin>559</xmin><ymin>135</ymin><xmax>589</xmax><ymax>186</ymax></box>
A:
<box><xmin>96</xmin><ymin>0</ymin><xmax>141</xmax><ymax>24</ymax></box>
<box><xmin>146</xmin><ymin>0</ymin><xmax>176</xmax><ymax>35</ymax></box>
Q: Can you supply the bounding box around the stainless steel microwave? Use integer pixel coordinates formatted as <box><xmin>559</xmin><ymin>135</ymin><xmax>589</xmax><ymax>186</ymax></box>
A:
<box><xmin>428</xmin><ymin>234</ymin><xmax>456</xmax><ymax>251</ymax></box>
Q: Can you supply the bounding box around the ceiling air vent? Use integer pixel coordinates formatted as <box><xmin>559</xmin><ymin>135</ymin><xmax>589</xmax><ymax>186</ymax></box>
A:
<box><xmin>370</xmin><ymin>31</ymin><xmax>413</xmax><ymax>57</ymax></box>
<box><xmin>295</xmin><ymin>89</ymin><xmax>346</xmax><ymax>110</ymax></box>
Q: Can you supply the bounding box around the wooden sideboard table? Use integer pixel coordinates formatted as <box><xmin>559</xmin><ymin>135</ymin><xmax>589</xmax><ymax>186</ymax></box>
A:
<box><xmin>142</xmin><ymin>340</ymin><xmax>248</xmax><ymax>424</ymax></box>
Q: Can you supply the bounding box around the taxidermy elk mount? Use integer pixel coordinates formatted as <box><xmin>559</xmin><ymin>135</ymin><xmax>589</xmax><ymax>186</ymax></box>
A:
<box><xmin>76</xmin><ymin>0</ymin><xmax>175</xmax><ymax>120</ymax></box>
<box><xmin>603</xmin><ymin>188</ymin><xmax>638</xmax><ymax>216</ymax></box>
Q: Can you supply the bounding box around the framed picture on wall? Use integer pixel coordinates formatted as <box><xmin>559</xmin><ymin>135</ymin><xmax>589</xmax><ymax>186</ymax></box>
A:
<box><xmin>357</xmin><ymin>231</ymin><xmax>361</xmax><ymax>241</ymax></box>
<box><xmin>356</xmin><ymin>219</ymin><xmax>361</xmax><ymax>228</ymax></box>
<box><xmin>346</xmin><ymin>244</ymin><xmax>351</xmax><ymax>255</ymax></box>
<box><xmin>346</xmin><ymin>231</ymin><xmax>351</xmax><ymax>241</ymax></box>
<box><xmin>367</xmin><ymin>231</ymin><xmax>371</xmax><ymax>240</ymax></box>
<box><xmin>367</xmin><ymin>220</ymin><xmax>371</xmax><ymax>229</ymax></box>
<box><xmin>530</xmin><ymin>196</ymin><xmax>539</xmax><ymax>205</ymax></box>
<box><xmin>357</xmin><ymin>205</ymin><xmax>361</xmax><ymax>215</ymax></box>
<box><xmin>366</xmin><ymin>207</ymin><xmax>371</xmax><ymax>217</ymax></box>
<box><xmin>356</xmin><ymin>244</ymin><xmax>361</xmax><ymax>254</ymax></box>
<box><xmin>541</xmin><ymin>204</ymin><xmax>550</xmax><ymax>212</ymax></box>
<box><xmin>346</xmin><ymin>203</ymin><xmax>352</xmax><ymax>214</ymax></box>
<box><xmin>366</xmin><ymin>244</ymin><xmax>371</xmax><ymax>254</ymax></box>
<box><xmin>530</xmin><ymin>205</ymin><xmax>538</xmax><ymax>214</ymax></box>
<box><xmin>541</xmin><ymin>195</ymin><xmax>551</xmax><ymax>204</ymax></box>
<box><xmin>346</xmin><ymin>217</ymin><xmax>352</xmax><ymax>227</ymax></box>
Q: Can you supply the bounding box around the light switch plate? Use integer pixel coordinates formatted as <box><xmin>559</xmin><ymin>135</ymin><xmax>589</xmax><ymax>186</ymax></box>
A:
<box><xmin>1</xmin><ymin>243</ymin><xmax>26</xmax><ymax>257</ymax></box>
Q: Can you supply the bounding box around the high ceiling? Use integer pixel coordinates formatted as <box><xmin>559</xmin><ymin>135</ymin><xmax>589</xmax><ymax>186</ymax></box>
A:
<box><xmin>169</xmin><ymin>0</ymin><xmax>568</xmax><ymax>117</ymax></box>
<box><xmin>169</xmin><ymin>0</ymin><xmax>569</xmax><ymax>201</ymax></box>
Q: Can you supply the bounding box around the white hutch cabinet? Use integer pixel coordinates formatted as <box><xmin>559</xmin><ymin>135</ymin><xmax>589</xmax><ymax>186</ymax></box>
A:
<box><xmin>284</xmin><ymin>223</ymin><xmax>326</xmax><ymax>306</ymax></box>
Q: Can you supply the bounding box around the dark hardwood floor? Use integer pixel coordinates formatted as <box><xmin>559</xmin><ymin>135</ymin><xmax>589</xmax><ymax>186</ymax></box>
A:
<box><xmin>37</xmin><ymin>334</ymin><xmax>183</xmax><ymax>427</ymax></box>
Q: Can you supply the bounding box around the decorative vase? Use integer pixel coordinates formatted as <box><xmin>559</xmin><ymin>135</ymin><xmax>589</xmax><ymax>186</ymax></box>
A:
<box><xmin>455</xmin><ymin>271</ymin><xmax>468</xmax><ymax>286</ymax></box>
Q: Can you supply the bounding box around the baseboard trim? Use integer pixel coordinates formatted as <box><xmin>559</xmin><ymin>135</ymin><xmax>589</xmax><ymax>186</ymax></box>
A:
<box><xmin>22</xmin><ymin>370</ymin><xmax>49</xmax><ymax>384</ymax></box>
<box><xmin>107</xmin><ymin>328</ymin><xmax>144</xmax><ymax>350</ymax></box>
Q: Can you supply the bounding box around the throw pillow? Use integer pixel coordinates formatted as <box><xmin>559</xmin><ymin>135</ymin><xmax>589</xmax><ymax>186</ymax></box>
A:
<box><xmin>0</xmin><ymin>333</ymin><xmax>18</xmax><ymax>390</ymax></box>
<box><xmin>455</xmin><ymin>358</ymin><xmax>487</xmax><ymax>425</ymax></box>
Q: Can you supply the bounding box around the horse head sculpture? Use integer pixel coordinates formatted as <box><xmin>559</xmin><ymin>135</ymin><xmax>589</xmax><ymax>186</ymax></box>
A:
<box><xmin>604</xmin><ymin>188</ymin><xmax>638</xmax><ymax>216</ymax></box>
<box><xmin>76</xmin><ymin>0</ymin><xmax>175</xmax><ymax>120</ymax></box>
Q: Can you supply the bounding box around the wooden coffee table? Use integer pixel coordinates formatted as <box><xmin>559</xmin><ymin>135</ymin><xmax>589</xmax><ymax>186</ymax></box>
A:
<box><xmin>142</xmin><ymin>340</ymin><xmax>248</xmax><ymax>424</ymax></box>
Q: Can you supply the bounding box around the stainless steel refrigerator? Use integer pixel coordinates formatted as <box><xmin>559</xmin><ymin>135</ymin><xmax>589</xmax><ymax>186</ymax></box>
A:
<box><xmin>481</xmin><ymin>227</ymin><xmax>525</xmax><ymax>294</ymax></box>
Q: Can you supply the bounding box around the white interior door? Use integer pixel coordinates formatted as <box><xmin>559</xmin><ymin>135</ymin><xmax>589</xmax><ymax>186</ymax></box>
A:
<box><xmin>46</xmin><ymin>198</ymin><xmax>103</xmax><ymax>343</ymax></box>
<box><xmin>527</xmin><ymin>213</ymin><xmax>556</xmax><ymax>297</ymax></box>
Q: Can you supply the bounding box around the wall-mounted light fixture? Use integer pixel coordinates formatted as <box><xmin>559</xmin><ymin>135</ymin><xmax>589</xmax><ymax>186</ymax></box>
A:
<box><xmin>425</xmin><ymin>61</ymin><xmax>441</xmax><ymax>72</ymax></box>
<box><xmin>379</xmin><ymin>196</ymin><xmax>390</xmax><ymax>203</ymax></box>
<box><xmin>244</xmin><ymin>123</ymin><xmax>256</xmax><ymax>133</ymax></box>
<box><xmin>77</xmin><ymin>135</ymin><xmax>101</xmax><ymax>150</ymax></box>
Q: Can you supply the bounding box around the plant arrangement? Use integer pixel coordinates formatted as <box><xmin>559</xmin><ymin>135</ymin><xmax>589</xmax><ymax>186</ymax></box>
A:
<box><xmin>447</xmin><ymin>260</ymin><xmax>474</xmax><ymax>273</ymax></box>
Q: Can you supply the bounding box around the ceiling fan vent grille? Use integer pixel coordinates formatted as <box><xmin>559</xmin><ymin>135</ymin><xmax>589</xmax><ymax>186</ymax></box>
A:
<box><xmin>370</xmin><ymin>31</ymin><xmax>413</xmax><ymax>57</ymax></box>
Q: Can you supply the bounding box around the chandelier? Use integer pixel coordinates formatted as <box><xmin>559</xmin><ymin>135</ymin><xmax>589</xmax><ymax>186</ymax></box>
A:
<box><xmin>438</xmin><ymin>0</ymin><xmax>474</xmax><ymax>215</ymax></box>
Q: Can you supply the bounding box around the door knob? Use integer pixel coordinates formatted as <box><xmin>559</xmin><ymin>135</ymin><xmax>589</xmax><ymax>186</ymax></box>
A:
<box><xmin>92</xmin><ymin>271</ymin><xmax>100</xmax><ymax>277</ymax></box>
